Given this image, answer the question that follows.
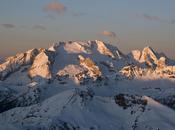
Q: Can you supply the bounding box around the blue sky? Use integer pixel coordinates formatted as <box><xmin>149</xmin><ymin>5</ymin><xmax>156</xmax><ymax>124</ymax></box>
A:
<box><xmin>0</xmin><ymin>0</ymin><xmax>175</xmax><ymax>58</ymax></box>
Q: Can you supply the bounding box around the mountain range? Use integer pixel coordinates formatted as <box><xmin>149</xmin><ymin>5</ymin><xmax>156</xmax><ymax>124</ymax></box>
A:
<box><xmin>0</xmin><ymin>40</ymin><xmax>175</xmax><ymax>130</ymax></box>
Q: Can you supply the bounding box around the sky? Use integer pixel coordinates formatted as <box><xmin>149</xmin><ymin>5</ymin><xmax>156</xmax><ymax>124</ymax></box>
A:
<box><xmin>0</xmin><ymin>0</ymin><xmax>175</xmax><ymax>59</ymax></box>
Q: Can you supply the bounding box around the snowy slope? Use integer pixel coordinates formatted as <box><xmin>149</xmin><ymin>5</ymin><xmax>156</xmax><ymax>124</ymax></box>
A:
<box><xmin>0</xmin><ymin>87</ymin><xmax>175</xmax><ymax>130</ymax></box>
<box><xmin>0</xmin><ymin>40</ymin><xmax>175</xmax><ymax>130</ymax></box>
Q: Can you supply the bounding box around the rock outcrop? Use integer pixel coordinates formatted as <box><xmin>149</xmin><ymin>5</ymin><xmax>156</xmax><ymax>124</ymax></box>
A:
<box><xmin>28</xmin><ymin>49</ymin><xmax>55</xmax><ymax>80</ymax></box>
<box><xmin>0</xmin><ymin>49</ymin><xmax>39</xmax><ymax>80</ymax></box>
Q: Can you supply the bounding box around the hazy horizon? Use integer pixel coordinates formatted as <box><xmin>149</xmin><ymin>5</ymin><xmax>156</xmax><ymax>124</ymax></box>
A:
<box><xmin>0</xmin><ymin>0</ymin><xmax>175</xmax><ymax>59</ymax></box>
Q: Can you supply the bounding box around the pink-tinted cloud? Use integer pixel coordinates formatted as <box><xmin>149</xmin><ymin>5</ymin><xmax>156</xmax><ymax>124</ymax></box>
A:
<box><xmin>43</xmin><ymin>2</ymin><xmax>66</xmax><ymax>14</ymax></box>
<box><xmin>1</xmin><ymin>24</ymin><xmax>16</xmax><ymax>29</ymax></box>
<box><xmin>99</xmin><ymin>31</ymin><xmax>116</xmax><ymax>38</ymax></box>
<box><xmin>32</xmin><ymin>25</ymin><xmax>46</xmax><ymax>31</ymax></box>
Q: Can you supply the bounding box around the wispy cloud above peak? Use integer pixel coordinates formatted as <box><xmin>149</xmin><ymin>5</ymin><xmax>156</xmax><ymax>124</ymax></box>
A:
<box><xmin>32</xmin><ymin>25</ymin><xmax>46</xmax><ymax>31</ymax></box>
<box><xmin>1</xmin><ymin>24</ymin><xmax>16</xmax><ymax>29</ymax></box>
<box><xmin>99</xmin><ymin>31</ymin><xmax>116</xmax><ymax>38</ymax></box>
<box><xmin>136</xmin><ymin>13</ymin><xmax>175</xmax><ymax>25</ymax></box>
<box><xmin>43</xmin><ymin>2</ymin><xmax>66</xmax><ymax>14</ymax></box>
<box><xmin>136</xmin><ymin>13</ymin><xmax>161</xmax><ymax>22</ymax></box>
<box><xmin>142</xmin><ymin>14</ymin><xmax>160</xmax><ymax>21</ymax></box>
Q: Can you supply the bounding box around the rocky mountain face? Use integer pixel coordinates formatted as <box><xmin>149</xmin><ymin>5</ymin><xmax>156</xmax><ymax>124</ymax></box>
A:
<box><xmin>0</xmin><ymin>40</ymin><xmax>175</xmax><ymax>130</ymax></box>
<box><xmin>0</xmin><ymin>49</ymin><xmax>39</xmax><ymax>80</ymax></box>
<box><xmin>28</xmin><ymin>49</ymin><xmax>55</xmax><ymax>81</ymax></box>
<box><xmin>125</xmin><ymin>46</ymin><xmax>175</xmax><ymax>79</ymax></box>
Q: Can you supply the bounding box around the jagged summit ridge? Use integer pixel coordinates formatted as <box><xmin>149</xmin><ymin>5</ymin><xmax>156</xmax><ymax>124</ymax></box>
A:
<box><xmin>130</xmin><ymin>46</ymin><xmax>159</xmax><ymax>64</ymax></box>
<box><xmin>0</xmin><ymin>40</ymin><xmax>175</xmax><ymax>82</ymax></box>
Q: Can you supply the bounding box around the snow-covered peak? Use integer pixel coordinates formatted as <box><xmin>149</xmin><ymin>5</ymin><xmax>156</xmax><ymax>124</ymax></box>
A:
<box><xmin>157</xmin><ymin>57</ymin><xmax>166</xmax><ymax>68</ymax></box>
<box><xmin>140</xmin><ymin>46</ymin><xmax>159</xmax><ymax>64</ymax></box>
<box><xmin>25</xmin><ymin>48</ymin><xmax>40</xmax><ymax>64</ymax></box>
<box><xmin>0</xmin><ymin>48</ymin><xmax>39</xmax><ymax>80</ymax></box>
<box><xmin>78</xmin><ymin>55</ymin><xmax>102</xmax><ymax>79</ymax></box>
<box><xmin>130</xmin><ymin>50</ymin><xmax>142</xmax><ymax>61</ymax></box>
<box><xmin>94</xmin><ymin>40</ymin><xmax>115</xmax><ymax>58</ymax></box>
<box><xmin>48</xmin><ymin>42</ymin><xmax>60</xmax><ymax>52</ymax></box>
<box><xmin>28</xmin><ymin>49</ymin><xmax>55</xmax><ymax>81</ymax></box>
<box><xmin>64</xmin><ymin>41</ymin><xmax>91</xmax><ymax>54</ymax></box>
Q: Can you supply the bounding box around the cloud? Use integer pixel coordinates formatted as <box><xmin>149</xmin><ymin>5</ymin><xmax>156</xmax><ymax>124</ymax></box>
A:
<box><xmin>142</xmin><ymin>14</ymin><xmax>160</xmax><ymax>21</ymax></box>
<box><xmin>1</xmin><ymin>24</ymin><xmax>16</xmax><ymax>29</ymax></box>
<box><xmin>32</xmin><ymin>25</ymin><xmax>46</xmax><ymax>31</ymax></box>
<box><xmin>43</xmin><ymin>2</ymin><xmax>66</xmax><ymax>14</ymax></box>
<box><xmin>136</xmin><ymin>13</ymin><xmax>161</xmax><ymax>22</ymax></box>
<box><xmin>99</xmin><ymin>31</ymin><xmax>116</xmax><ymax>38</ymax></box>
<box><xmin>136</xmin><ymin>13</ymin><xmax>175</xmax><ymax>25</ymax></box>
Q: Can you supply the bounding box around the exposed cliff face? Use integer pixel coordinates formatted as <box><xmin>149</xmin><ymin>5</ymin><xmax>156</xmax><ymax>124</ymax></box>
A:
<box><xmin>57</xmin><ymin>64</ymin><xmax>88</xmax><ymax>84</ymax></box>
<box><xmin>157</xmin><ymin>57</ymin><xmax>166</xmax><ymax>68</ymax></box>
<box><xmin>95</xmin><ymin>40</ymin><xmax>115</xmax><ymax>58</ymax></box>
<box><xmin>0</xmin><ymin>49</ymin><xmax>39</xmax><ymax>80</ymax></box>
<box><xmin>130</xmin><ymin>50</ymin><xmax>142</xmax><ymax>61</ymax></box>
<box><xmin>28</xmin><ymin>49</ymin><xmax>55</xmax><ymax>80</ymax></box>
<box><xmin>78</xmin><ymin>55</ymin><xmax>102</xmax><ymax>79</ymax></box>
<box><xmin>120</xmin><ymin>65</ymin><xmax>143</xmax><ymax>79</ymax></box>
<box><xmin>140</xmin><ymin>46</ymin><xmax>158</xmax><ymax>64</ymax></box>
<box><xmin>120</xmin><ymin>64</ymin><xmax>175</xmax><ymax>80</ymax></box>
<box><xmin>124</xmin><ymin>46</ymin><xmax>175</xmax><ymax>79</ymax></box>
